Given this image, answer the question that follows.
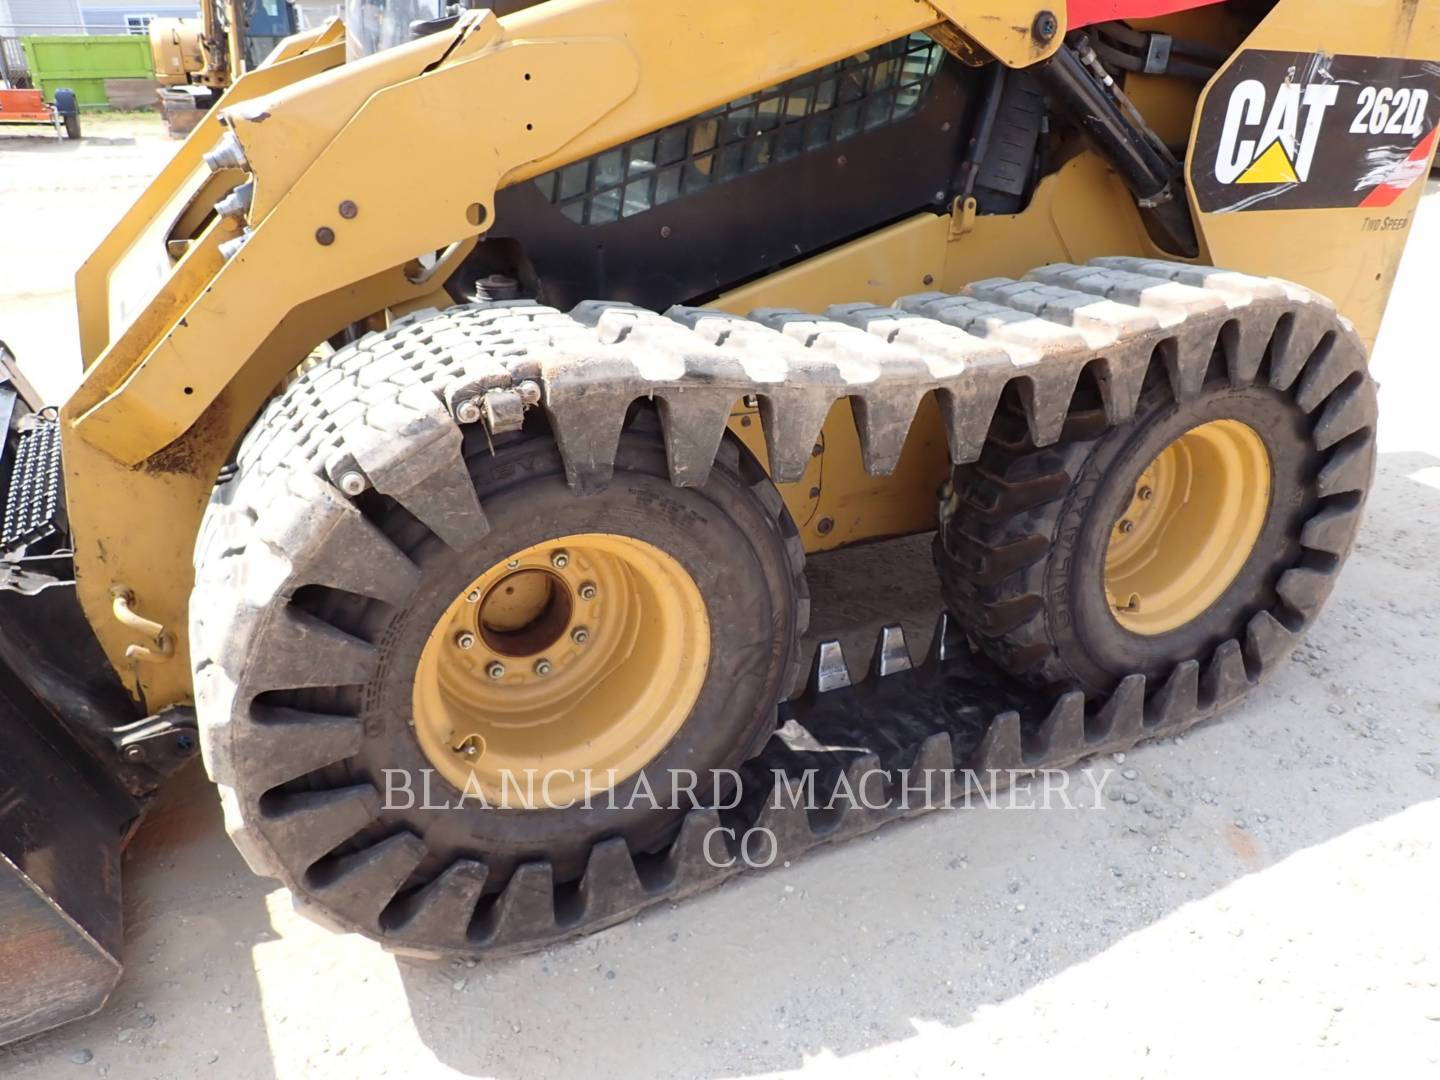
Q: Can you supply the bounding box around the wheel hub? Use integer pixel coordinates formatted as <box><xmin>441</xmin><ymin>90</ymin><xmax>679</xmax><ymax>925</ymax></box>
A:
<box><xmin>1104</xmin><ymin>418</ymin><xmax>1272</xmax><ymax>636</ymax></box>
<box><xmin>413</xmin><ymin>533</ymin><xmax>710</xmax><ymax>805</ymax></box>
<box><xmin>478</xmin><ymin>567</ymin><xmax>573</xmax><ymax>657</ymax></box>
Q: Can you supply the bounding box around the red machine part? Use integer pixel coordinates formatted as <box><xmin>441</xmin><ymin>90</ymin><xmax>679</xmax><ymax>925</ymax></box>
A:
<box><xmin>0</xmin><ymin>88</ymin><xmax>54</xmax><ymax>124</ymax></box>
<box><xmin>1068</xmin><ymin>0</ymin><xmax>1226</xmax><ymax>27</ymax></box>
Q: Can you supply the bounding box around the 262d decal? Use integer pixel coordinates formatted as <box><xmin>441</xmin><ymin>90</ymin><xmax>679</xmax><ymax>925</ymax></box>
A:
<box><xmin>1193</xmin><ymin>50</ymin><xmax>1440</xmax><ymax>214</ymax></box>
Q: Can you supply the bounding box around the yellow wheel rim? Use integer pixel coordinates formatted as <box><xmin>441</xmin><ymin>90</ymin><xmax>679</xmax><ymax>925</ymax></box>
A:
<box><xmin>413</xmin><ymin>533</ymin><xmax>710</xmax><ymax>806</ymax></box>
<box><xmin>1104</xmin><ymin>419</ymin><xmax>1271</xmax><ymax>636</ymax></box>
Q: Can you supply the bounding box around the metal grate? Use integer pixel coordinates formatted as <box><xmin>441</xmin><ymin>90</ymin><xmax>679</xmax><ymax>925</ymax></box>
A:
<box><xmin>0</xmin><ymin>37</ymin><xmax>30</xmax><ymax>85</ymax></box>
<box><xmin>2</xmin><ymin>415</ymin><xmax>62</xmax><ymax>554</ymax></box>
<box><xmin>533</xmin><ymin>34</ymin><xmax>946</xmax><ymax>226</ymax></box>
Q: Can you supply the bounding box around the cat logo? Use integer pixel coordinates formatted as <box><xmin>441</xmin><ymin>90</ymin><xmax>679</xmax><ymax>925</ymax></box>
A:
<box><xmin>1214</xmin><ymin>78</ymin><xmax>1340</xmax><ymax>186</ymax></box>
<box><xmin>1195</xmin><ymin>51</ymin><xmax>1440</xmax><ymax>214</ymax></box>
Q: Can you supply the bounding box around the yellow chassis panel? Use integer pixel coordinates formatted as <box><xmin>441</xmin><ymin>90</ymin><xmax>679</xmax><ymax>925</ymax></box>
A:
<box><xmin>721</xmin><ymin>153</ymin><xmax>1153</xmax><ymax>552</ymax></box>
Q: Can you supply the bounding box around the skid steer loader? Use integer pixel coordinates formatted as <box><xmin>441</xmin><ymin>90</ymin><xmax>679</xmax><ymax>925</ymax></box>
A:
<box><xmin>3</xmin><ymin>0</ymin><xmax>1437</xmax><ymax>1043</ymax></box>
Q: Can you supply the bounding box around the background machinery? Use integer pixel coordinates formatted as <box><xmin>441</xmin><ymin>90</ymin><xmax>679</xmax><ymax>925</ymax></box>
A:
<box><xmin>149</xmin><ymin>0</ymin><xmax>299</xmax><ymax>135</ymax></box>
<box><xmin>3</xmin><ymin>0</ymin><xmax>1436</xmax><ymax>1043</ymax></box>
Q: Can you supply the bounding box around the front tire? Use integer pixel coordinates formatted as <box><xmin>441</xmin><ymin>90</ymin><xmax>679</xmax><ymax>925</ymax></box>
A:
<box><xmin>191</xmin><ymin>326</ymin><xmax>805</xmax><ymax>950</ymax></box>
<box><xmin>327</xmin><ymin>426</ymin><xmax>804</xmax><ymax>887</ymax></box>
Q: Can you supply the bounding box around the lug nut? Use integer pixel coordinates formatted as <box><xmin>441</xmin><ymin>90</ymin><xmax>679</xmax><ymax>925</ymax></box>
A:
<box><xmin>1138</xmin><ymin>486</ymin><xmax>1154</xmax><ymax>501</ymax></box>
<box><xmin>465</xmin><ymin>589</ymin><xmax>481</xmax><ymax>603</ymax></box>
<box><xmin>455</xmin><ymin>398</ymin><xmax>482</xmax><ymax>424</ymax></box>
<box><xmin>551</xmin><ymin>550</ymin><xmax>569</xmax><ymax>569</ymax></box>
<box><xmin>579</xmin><ymin>582</ymin><xmax>598</xmax><ymax>601</ymax></box>
<box><xmin>571</xmin><ymin>626</ymin><xmax>589</xmax><ymax>645</ymax></box>
<box><xmin>1118</xmin><ymin>519</ymin><xmax>1135</xmax><ymax>534</ymax></box>
<box><xmin>454</xmin><ymin>734</ymin><xmax>484</xmax><ymax>759</ymax></box>
<box><xmin>338</xmin><ymin>471</ymin><xmax>366</xmax><ymax>496</ymax></box>
<box><xmin>506</xmin><ymin>559</ymin><xmax>520</xmax><ymax>569</ymax></box>
<box><xmin>455</xmin><ymin>631</ymin><xmax>476</xmax><ymax>650</ymax></box>
<box><xmin>486</xmin><ymin>661</ymin><xmax>506</xmax><ymax>680</ymax></box>
<box><xmin>534</xmin><ymin>658</ymin><xmax>553</xmax><ymax>677</ymax></box>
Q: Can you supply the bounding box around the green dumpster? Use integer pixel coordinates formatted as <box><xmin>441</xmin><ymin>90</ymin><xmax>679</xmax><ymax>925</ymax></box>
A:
<box><xmin>20</xmin><ymin>36</ymin><xmax>155</xmax><ymax>109</ymax></box>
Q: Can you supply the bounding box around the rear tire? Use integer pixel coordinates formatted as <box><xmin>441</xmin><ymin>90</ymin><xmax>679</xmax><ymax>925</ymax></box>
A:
<box><xmin>936</xmin><ymin>354</ymin><xmax>1376</xmax><ymax>697</ymax></box>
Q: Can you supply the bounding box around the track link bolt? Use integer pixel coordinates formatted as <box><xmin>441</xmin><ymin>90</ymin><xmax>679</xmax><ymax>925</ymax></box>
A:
<box><xmin>534</xmin><ymin>659</ymin><xmax>553</xmax><ymax>677</ymax></box>
<box><xmin>1138</xmin><ymin>486</ymin><xmax>1154</xmax><ymax>501</ymax></box>
<box><xmin>571</xmin><ymin>626</ymin><xmax>590</xmax><ymax>645</ymax></box>
<box><xmin>1118</xmin><ymin>519</ymin><xmax>1135</xmax><ymax>534</ymax></box>
<box><xmin>579</xmin><ymin>582</ymin><xmax>598</xmax><ymax>601</ymax></box>
<box><xmin>455</xmin><ymin>631</ymin><xmax>476</xmax><ymax>650</ymax></box>
<box><xmin>486</xmin><ymin>661</ymin><xmax>506</xmax><ymax>680</ymax></box>
<box><xmin>551</xmin><ymin>550</ymin><xmax>570</xmax><ymax>569</ymax></box>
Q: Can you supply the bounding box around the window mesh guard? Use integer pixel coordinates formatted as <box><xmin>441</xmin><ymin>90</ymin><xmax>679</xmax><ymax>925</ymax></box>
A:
<box><xmin>532</xmin><ymin>35</ymin><xmax>946</xmax><ymax>226</ymax></box>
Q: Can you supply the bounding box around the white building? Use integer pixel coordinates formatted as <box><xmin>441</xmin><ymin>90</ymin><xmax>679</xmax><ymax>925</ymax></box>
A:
<box><xmin>0</xmin><ymin>0</ymin><xmax>200</xmax><ymax>38</ymax></box>
<box><xmin>76</xmin><ymin>0</ymin><xmax>199</xmax><ymax>36</ymax></box>
<box><xmin>0</xmin><ymin>0</ymin><xmax>80</xmax><ymax>82</ymax></box>
<box><xmin>0</xmin><ymin>0</ymin><xmax>87</xmax><ymax>36</ymax></box>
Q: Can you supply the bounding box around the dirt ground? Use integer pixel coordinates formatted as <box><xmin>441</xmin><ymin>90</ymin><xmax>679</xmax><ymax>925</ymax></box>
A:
<box><xmin>0</xmin><ymin>113</ymin><xmax>1437</xmax><ymax>1080</ymax></box>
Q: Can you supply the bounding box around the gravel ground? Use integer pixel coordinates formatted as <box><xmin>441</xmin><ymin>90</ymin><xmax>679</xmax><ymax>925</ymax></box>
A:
<box><xmin>0</xmin><ymin>114</ymin><xmax>1437</xmax><ymax>1080</ymax></box>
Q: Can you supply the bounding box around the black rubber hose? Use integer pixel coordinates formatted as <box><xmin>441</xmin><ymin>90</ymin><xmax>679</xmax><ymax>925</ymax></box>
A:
<box><xmin>957</xmin><ymin>64</ymin><xmax>1008</xmax><ymax>198</ymax></box>
<box><xmin>1034</xmin><ymin>44</ymin><xmax>1198</xmax><ymax>256</ymax></box>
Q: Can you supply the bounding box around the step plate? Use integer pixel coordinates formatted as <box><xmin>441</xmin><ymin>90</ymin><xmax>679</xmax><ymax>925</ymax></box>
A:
<box><xmin>1</xmin><ymin>414</ymin><xmax>62</xmax><ymax>555</ymax></box>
